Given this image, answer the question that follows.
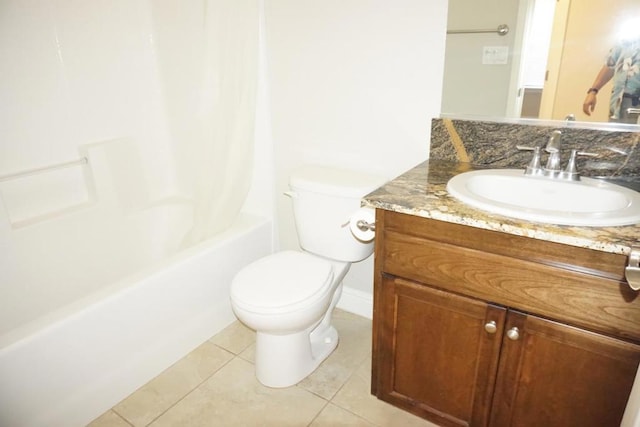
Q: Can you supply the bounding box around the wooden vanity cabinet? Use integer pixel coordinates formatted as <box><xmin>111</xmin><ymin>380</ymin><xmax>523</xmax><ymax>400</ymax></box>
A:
<box><xmin>371</xmin><ymin>210</ymin><xmax>640</xmax><ymax>427</ymax></box>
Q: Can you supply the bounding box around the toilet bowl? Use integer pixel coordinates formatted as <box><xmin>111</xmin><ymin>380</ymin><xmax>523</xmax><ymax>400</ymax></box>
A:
<box><xmin>230</xmin><ymin>165</ymin><xmax>385</xmax><ymax>388</ymax></box>
<box><xmin>231</xmin><ymin>250</ymin><xmax>350</xmax><ymax>387</ymax></box>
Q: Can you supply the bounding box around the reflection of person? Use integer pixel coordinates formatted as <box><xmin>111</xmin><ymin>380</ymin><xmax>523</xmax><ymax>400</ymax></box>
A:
<box><xmin>583</xmin><ymin>38</ymin><xmax>640</xmax><ymax>124</ymax></box>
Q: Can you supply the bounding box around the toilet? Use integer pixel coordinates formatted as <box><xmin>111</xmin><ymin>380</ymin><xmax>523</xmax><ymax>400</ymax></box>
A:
<box><xmin>230</xmin><ymin>165</ymin><xmax>385</xmax><ymax>388</ymax></box>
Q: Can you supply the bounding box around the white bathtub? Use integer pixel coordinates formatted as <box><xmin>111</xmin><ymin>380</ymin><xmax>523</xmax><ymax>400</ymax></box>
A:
<box><xmin>0</xmin><ymin>189</ymin><xmax>272</xmax><ymax>426</ymax></box>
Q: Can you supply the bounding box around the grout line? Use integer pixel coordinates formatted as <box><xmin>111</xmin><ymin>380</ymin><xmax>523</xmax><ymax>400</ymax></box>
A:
<box><xmin>107</xmin><ymin>314</ymin><xmax>378</xmax><ymax>426</ymax></box>
<box><xmin>305</xmin><ymin>399</ymin><xmax>331</xmax><ymax>427</ymax></box>
<box><xmin>324</xmin><ymin>352</ymin><xmax>379</xmax><ymax>426</ymax></box>
<box><xmin>141</xmin><ymin>350</ymin><xmax>237</xmax><ymax>426</ymax></box>
<box><xmin>110</xmin><ymin>409</ymin><xmax>135</xmax><ymax>427</ymax></box>
<box><xmin>138</xmin><ymin>343</ymin><xmax>238</xmax><ymax>426</ymax></box>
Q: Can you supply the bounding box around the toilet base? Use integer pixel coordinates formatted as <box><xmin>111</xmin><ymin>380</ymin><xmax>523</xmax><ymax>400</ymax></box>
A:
<box><xmin>237</xmin><ymin>261</ymin><xmax>350</xmax><ymax>388</ymax></box>
<box><xmin>255</xmin><ymin>324</ymin><xmax>339</xmax><ymax>388</ymax></box>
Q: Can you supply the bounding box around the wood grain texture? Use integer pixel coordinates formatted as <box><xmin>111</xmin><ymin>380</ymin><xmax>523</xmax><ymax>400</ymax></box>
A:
<box><xmin>376</xmin><ymin>276</ymin><xmax>505</xmax><ymax>427</ymax></box>
<box><xmin>381</xmin><ymin>211</ymin><xmax>640</xmax><ymax>342</ymax></box>
<box><xmin>490</xmin><ymin>312</ymin><xmax>640</xmax><ymax>427</ymax></box>
<box><xmin>371</xmin><ymin>209</ymin><xmax>640</xmax><ymax>426</ymax></box>
<box><xmin>383</xmin><ymin>210</ymin><xmax>628</xmax><ymax>280</ymax></box>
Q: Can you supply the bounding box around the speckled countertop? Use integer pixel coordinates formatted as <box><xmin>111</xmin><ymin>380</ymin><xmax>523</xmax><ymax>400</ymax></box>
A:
<box><xmin>362</xmin><ymin>159</ymin><xmax>640</xmax><ymax>256</ymax></box>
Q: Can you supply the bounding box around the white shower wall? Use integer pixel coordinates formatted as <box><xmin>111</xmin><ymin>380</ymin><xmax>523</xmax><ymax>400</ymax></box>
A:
<box><xmin>0</xmin><ymin>0</ymin><xmax>179</xmax><ymax>213</ymax></box>
<box><xmin>265</xmin><ymin>1</ymin><xmax>448</xmax><ymax>314</ymax></box>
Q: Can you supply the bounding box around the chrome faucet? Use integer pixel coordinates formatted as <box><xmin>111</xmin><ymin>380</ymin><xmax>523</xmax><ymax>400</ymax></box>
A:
<box><xmin>517</xmin><ymin>130</ymin><xmax>597</xmax><ymax>181</ymax></box>
<box><xmin>543</xmin><ymin>130</ymin><xmax>562</xmax><ymax>177</ymax></box>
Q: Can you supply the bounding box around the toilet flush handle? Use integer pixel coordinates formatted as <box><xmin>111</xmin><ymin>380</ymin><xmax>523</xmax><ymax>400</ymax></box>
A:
<box><xmin>283</xmin><ymin>191</ymin><xmax>297</xmax><ymax>198</ymax></box>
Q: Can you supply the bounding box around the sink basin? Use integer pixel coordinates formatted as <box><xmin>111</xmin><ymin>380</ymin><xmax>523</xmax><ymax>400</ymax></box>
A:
<box><xmin>446</xmin><ymin>169</ymin><xmax>640</xmax><ymax>226</ymax></box>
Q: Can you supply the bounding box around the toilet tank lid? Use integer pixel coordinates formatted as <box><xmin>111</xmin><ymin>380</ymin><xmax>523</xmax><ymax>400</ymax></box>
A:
<box><xmin>289</xmin><ymin>165</ymin><xmax>387</xmax><ymax>198</ymax></box>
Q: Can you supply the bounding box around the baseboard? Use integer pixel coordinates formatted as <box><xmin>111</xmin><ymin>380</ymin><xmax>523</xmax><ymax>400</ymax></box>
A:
<box><xmin>337</xmin><ymin>286</ymin><xmax>373</xmax><ymax>319</ymax></box>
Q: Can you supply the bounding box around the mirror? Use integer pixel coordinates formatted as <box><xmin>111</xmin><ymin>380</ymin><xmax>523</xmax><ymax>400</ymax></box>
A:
<box><xmin>441</xmin><ymin>0</ymin><xmax>640</xmax><ymax>127</ymax></box>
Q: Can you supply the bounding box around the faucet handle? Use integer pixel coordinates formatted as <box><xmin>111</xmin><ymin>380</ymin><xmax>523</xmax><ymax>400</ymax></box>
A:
<box><xmin>560</xmin><ymin>150</ymin><xmax>599</xmax><ymax>181</ymax></box>
<box><xmin>517</xmin><ymin>145</ymin><xmax>543</xmax><ymax>176</ymax></box>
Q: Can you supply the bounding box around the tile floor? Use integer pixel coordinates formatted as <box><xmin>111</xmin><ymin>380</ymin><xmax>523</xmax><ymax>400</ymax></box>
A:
<box><xmin>88</xmin><ymin>310</ymin><xmax>437</xmax><ymax>427</ymax></box>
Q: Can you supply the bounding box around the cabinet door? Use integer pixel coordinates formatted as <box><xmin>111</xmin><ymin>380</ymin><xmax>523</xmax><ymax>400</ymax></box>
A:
<box><xmin>375</xmin><ymin>275</ymin><xmax>506</xmax><ymax>427</ymax></box>
<box><xmin>490</xmin><ymin>311</ymin><xmax>640</xmax><ymax>427</ymax></box>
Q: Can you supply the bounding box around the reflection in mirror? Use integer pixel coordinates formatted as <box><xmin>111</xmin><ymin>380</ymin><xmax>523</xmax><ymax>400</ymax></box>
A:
<box><xmin>441</xmin><ymin>0</ymin><xmax>640</xmax><ymax>127</ymax></box>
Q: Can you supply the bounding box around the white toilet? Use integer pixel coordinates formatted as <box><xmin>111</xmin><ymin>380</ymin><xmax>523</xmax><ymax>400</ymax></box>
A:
<box><xmin>230</xmin><ymin>165</ymin><xmax>385</xmax><ymax>388</ymax></box>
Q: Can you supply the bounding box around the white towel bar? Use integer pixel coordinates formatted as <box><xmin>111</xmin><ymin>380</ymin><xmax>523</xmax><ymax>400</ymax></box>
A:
<box><xmin>0</xmin><ymin>157</ymin><xmax>88</xmax><ymax>183</ymax></box>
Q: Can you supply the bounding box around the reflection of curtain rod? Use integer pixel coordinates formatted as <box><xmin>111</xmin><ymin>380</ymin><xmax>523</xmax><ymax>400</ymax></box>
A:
<box><xmin>447</xmin><ymin>24</ymin><xmax>509</xmax><ymax>36</ymax></box>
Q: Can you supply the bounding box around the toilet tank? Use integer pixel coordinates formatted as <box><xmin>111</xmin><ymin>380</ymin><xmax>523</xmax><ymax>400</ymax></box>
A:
<box><xmin>288</xmin><ymin>165</ymin><xmax>386</xmax><ymax>262</ymax></box>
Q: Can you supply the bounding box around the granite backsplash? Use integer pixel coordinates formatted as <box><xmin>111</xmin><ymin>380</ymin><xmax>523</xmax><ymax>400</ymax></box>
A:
<box><xmin>430</xmin><ymin>118</ymin><xmax>640</xmax><ymax>188</ymax></box>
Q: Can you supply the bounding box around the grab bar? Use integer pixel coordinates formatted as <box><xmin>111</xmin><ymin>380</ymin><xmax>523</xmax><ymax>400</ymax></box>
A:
<box><xmin>447</xmin><ymin>24</ymin><xmax>509</xmax><ymax>36</ymax></box>
<box><xmin>0</xmin><ymin>157</ymin><xmax>88</xmax><ymax>183</ymax></box>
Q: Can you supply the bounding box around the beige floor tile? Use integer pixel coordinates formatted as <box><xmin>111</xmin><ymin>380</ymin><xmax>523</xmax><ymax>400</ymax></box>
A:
<box><xmin>209</xmin><ymin>320</ymin><xmax>255</xmax><ymax>355</ymax></box>
<box><xmin>238</xmin><ymin>341</ymin><xmax>255</xmax><ymax>363</ymax></box>
<box><xmin>150</xmin><ymin>357</ymin><xmax>327</xmax><ymax>427</ymax></box>
<box><xmin>331</xmin><ymin>357</ymin><xmax>436</xmax><ymax>427</ymax></box>
<box><xmin>114</xmin><ymin>341</ymin><xmax>234</xmax><ymax>426</ymax></box>
<box><xmin>298</xmin><ymin>310</ymin><xmax>373</xmax><ymax>400</ymax></box>
<box><xmin>99</xmin><ymin>309</ymin><xmax>436</xmax><ymax>427</ymax></box>
<box><xmin>309</xmin><ymin>403</ymin><xmax>376</xmax><ymax>426</ymax></box>
<box><xmin>87</xmin><ymin>410</ymin><xmax>132</xmax><ymax>427</ymax></box>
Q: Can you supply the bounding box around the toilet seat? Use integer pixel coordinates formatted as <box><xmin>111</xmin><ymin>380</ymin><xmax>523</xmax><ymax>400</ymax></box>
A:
<box><xmin>231</xmin><ymin>250</ymin><xmax>334</xmax><ymax>314</ymax></box>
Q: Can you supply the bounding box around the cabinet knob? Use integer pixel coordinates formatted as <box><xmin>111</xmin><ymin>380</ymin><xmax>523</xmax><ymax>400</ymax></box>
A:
<box><xmin>484</xmin><ymin>321</ymin><xmax>497</xmax><ymax>334</ymax></box>
<box><xmin>506</xmin><ymin>327</ymin><xmax>520</xmax><ymax>341</ymax></box>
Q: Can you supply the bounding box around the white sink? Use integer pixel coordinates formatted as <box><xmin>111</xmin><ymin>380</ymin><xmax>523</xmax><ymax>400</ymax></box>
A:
<box><xmin>446</xmin><ymin>169</ymin><xmax>640</xmax><ymax>226</ymax></box>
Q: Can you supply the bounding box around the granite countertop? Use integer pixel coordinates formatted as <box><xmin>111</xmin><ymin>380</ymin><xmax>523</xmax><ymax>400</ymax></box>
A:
<box><xmin>362</xmin><ymin>159</ymin><xmax>640</xmax><ymax>256</ymax></box>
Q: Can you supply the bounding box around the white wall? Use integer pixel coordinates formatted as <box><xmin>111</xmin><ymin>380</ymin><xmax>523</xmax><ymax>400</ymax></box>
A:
<box><xmin>265</xmin><ymin>1</ymin><xmax>448</xmax><ymax>302</ymax></box>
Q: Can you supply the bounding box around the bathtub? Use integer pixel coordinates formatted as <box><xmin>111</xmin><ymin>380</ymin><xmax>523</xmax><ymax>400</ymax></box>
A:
<box><xmin>0</xmin><ymin>147</ymin><xmax>273</xmax><ymax>427</ymax></box>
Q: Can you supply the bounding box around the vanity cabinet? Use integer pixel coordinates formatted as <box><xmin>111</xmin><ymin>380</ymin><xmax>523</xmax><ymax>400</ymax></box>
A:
<box><xmin>371</xmin><ymin>210</ymin><xmax>640</xmax><ymax>427</ymax></box>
